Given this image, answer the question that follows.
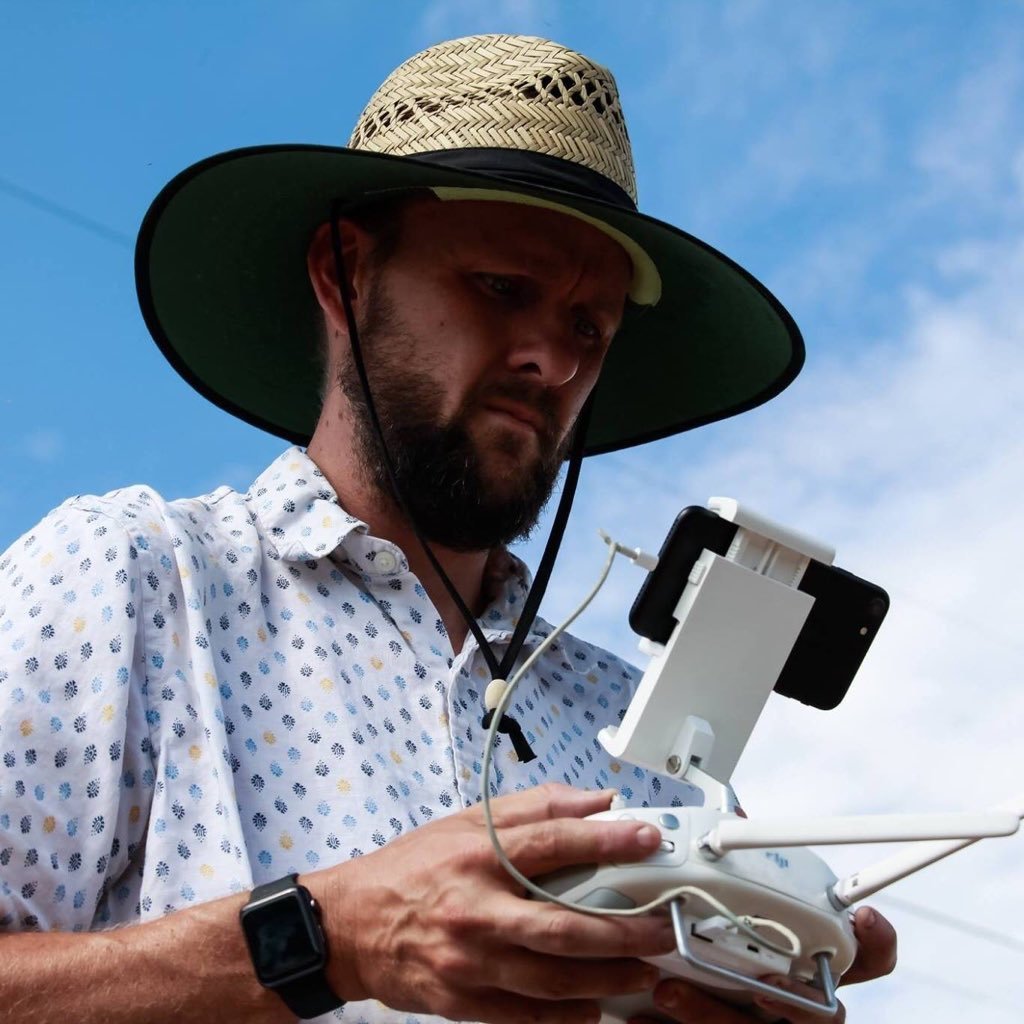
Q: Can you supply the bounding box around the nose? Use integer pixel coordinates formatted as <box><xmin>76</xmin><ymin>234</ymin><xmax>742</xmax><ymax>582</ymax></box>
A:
<box><xmin>505</xmin><ymin>314</ymin><xmax>582</xmax><ymax>388</ymax></box>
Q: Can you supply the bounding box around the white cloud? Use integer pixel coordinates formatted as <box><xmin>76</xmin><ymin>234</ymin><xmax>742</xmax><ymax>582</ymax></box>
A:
<box><xmin>416</xmin><ymin>0</ymin><xmax>546</xmax><ymax>46</ymax></box>
<box><xmin>914</xmin><ymin>43</ymin><xmax>1024</xmax><ymax>207</ymax></box>
<box><xmin>24</xmin><ymin>429</ymin><xmax>63</xmax><ymax>463</ymax></box>
<box><xmin>628</xmin><ymin>1</ymin><xmax>888</xmax><ymax>230</ymax></box>
<box><xmin>636</xmin><ymin>0</ymin><xmax>852</xmax><ymax>123</ymax></box>
<box><xmin>519</xmin><ymin>229</ymin><xmax>1024</xmax><ymax>1021</ymax></box>
<box><xmin>1013</xmin><ymin>145</ymin><xmax>1024</xmax><ymax>200</ymax></box>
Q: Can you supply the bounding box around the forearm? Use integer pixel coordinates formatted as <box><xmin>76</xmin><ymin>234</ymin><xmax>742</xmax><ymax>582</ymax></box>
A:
<box><xmin>0</xmin><ymin>892</ymin><xmax>294</xmax><ymax>1024</ymax></box>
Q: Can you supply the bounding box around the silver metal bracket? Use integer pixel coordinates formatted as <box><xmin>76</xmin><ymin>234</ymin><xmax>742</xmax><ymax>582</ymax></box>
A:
<box><xmin>669</xmin><ymin>900</ymin><xmax>840</xmax><ymax>1018</ymax></box>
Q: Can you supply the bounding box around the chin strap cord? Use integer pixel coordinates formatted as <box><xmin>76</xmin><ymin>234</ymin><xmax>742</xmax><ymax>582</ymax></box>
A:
<box><xmin>329</xmin><ymin>201</ymin><xmax>593</xmax><ymax>764</ymax></box>
<box><xmin>480</xmin><ymin>706</ymin><xmax>536</xmax><ymax>763</ymax></box>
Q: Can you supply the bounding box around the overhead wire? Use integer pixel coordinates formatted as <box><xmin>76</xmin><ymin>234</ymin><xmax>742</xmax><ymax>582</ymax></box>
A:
<box><xmin>874</xmin><ymin>894</ymin><xmax>1024</xmax><ymax>954</ymax></box>
<box><xmin>0</xmin><ymin>174</ymin><xmax>132</xmax><ymax>249</ymax></box>
<box><xmin>893</xmin><ymin>966</ymin><xmax>1022</xmax><ymax>1018</ymax></box>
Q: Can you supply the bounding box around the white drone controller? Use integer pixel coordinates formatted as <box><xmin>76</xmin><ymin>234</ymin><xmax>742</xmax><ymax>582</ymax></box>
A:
<box><xmin>492</xmin><ymin>498</ymin><xmax>1024</xmax><ymax>1022</ymax></box>
<box><xmin>543</xmin><ymin>797</ymin><xmax>1021</xmax><ymax>1021</ymax></box>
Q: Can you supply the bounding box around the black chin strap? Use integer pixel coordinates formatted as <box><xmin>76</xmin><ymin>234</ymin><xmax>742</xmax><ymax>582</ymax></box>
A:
<box><xmin>329</xmin><ymin>202</ymin><xmax>591</xmax><ymax>764</ymax></box>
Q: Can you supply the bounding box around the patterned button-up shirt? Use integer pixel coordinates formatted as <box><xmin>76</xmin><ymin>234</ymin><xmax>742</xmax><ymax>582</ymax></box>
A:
<box><xmin>0</xmin><ymin>447</ymin><xmax>703</xmax><ymax>1022</ymax></box>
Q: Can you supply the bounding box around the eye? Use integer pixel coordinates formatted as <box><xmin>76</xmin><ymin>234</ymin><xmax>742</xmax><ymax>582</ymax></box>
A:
<box><xmin>477</xmin><ymin>273</ymin><xmax>519</xmax><ymax>297</ymax></box>
<box><xmin>575</xmin><ymin>316</ymin><xmax>601</xmax><ymax>341</ymax></box>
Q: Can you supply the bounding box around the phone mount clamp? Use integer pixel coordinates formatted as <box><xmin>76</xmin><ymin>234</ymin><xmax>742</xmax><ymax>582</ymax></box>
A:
<box><xmin>599</xmin><ymin>497</ymin><xmax>833</xmax><ymax>788</ymax></box>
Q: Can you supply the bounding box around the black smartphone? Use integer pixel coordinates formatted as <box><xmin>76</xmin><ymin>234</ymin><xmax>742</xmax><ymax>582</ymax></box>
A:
<box><xmin>629</xmin><ymin>506</ymin><xmax>889</xmax><ymax>710</ymax></box>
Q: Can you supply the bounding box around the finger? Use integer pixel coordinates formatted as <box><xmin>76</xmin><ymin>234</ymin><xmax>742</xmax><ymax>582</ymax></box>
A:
<box><xmin>754</xmin><ymin>976</ymin><xmax>847</xmax><ymax>1024</ymax></box>
<box><xmin>650</xmin><ymin>978</ymin><xmax>763</xmax><ymax>1023</ymax></box>
<box><xmin>655</xmin><ymin>977</ymin><xmax>847</xmax><ymax>1024</ymax></box>
<box><xmin>454</xmin><ymin>990</ymin><xmax>602</xmax><ymax>1024</ymax></box>
<box><xmin>498</xmin><ymin>816</ymin><xmax>662</xmax><ymax>876</ymax></box>
<box><xmin>503</xmin><ymin>895</ymin><xmax>677</xmax><ymax>959</ymax></box>
<box><xmin>475</xmin><ymin>782</ymin><xmax>618</xmax><ymax>829</ymax></box>
<box><xmin>840</xmin><ymin>906</ymin><xmax>898</xmax><ymax>985</ymax></box>
<box><xmin>494</xmin><ymin>950</ymin><xmax>660</xmax><ymax>1001</ymax></box>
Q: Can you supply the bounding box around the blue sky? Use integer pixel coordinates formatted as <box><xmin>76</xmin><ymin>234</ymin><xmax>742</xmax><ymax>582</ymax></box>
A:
<box><xmin>3</xmin><ymin>3</ymin><xmax>1024</xmax><ymax>1021</ymax></box>
<box><xmin>3</xmin><ymin>0</ymin><xmax>1019</xmax><ymax>530</ymax></box>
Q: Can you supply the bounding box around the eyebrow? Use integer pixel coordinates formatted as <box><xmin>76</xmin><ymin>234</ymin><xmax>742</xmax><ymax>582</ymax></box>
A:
<box><xmin>468</xmin><ymin>240</ymin><xmax>563</xmax><ymax>279</ymax></box>
<box><xmin>473</xmin><ymin>242</ymin><xmax>627</xmax><ymax>298</ymax></box>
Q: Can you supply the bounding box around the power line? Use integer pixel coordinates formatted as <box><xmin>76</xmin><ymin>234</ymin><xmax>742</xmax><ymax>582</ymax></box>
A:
<box><xmin>895</xmin><ymin>966</ymin><xmax>1022</xmax><ymax>1018</ymax></box>
<box><xmin>875</xmin><ymin>893</ymin><xmax>1024</xmax><ymax>954</ymax></box>
<box><xmin>0</xmin><ymin>174</ymin><xmax>132</xmax><ymax>249</ymax></box>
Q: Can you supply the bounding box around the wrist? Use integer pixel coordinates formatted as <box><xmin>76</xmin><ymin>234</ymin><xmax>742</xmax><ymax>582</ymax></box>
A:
<box><xmin>240</xmin><ymin>874</ymin><xmax>346</xmax><ymax>1019</ymax></box>
<box><xmin>300</xmin><ymin>864</ymin><xmax>368</xmax><ymax>1004</ymax></box>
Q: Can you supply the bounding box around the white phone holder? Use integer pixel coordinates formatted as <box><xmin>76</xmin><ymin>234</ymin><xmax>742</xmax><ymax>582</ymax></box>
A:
<box><xmin>599</xmin><ymin>497</ymin><xmax>832</xmax><ymax>784</ymax></box>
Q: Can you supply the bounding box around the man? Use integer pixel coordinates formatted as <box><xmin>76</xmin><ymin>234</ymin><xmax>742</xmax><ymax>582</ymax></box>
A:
<box><xmin>0</xmin><ymin>34</ymin><xmax>895</xmax><ymax>1024</ymax></box>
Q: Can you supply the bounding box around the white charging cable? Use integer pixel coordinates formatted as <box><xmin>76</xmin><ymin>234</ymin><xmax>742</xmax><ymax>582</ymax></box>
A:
<box><xmin>479</xmin><ymin>532</ymin><xmax>802</xmax><ymax>960</ymax></box>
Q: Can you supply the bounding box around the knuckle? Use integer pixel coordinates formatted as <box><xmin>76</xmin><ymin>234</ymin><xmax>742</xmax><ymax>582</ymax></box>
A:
<box><xmin>534</xmin><ymin>819</ymin><xmax>564</xmax><ymax>857</ymax></box>
<box><xmin>539</xmin><ymin>908</ymin><xmax>578</xmax><ymax>950</ymax></box>
<box><xmin>430</xmin><ymin>944</ymin><xmax>473</xmax><ymax>982</ymax></box>
<box><xmin>535</xmin><ymin>781</ymin><xmax>566</xmax><ymax>813</ymax></box>
<box><xmin>513</xmin><ymin>820</ymin><xmax>563</xmax><ymax>866</ymax></box>
<box><xmin>443</xmin><ymin>902</ymin><xmax>484</xmax><ymax>940</ymax></box>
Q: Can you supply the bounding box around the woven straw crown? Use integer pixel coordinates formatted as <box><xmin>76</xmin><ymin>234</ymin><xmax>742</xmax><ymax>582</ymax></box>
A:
<box><xmin>349</xmin><ymin>34</ymin><xmax>638</xmax><ymax>204</ymax></box>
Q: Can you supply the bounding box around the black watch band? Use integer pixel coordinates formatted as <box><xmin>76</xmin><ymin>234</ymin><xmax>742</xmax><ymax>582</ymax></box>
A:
<box><xmin>242</xmin><ymin>874</ymin><xmax>345</xmax><ymax>1019</ymax></box>
<box><xmin>274</xmin><ymin>965</ymin><xmax>344</xmax><ymax>1019</ymax></box>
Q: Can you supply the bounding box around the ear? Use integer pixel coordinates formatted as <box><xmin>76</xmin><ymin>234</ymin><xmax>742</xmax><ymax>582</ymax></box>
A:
<box><xmin>306</xmin><ymin>219</ymin><xmax>375</xmax><ymax>340</ymax></box>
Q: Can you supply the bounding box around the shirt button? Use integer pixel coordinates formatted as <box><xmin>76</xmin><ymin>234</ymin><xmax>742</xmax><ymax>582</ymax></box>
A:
<box><xmin>374</xmin><ymin>550</ymin><xmax>398</xmax><ymax>573</ymax></box>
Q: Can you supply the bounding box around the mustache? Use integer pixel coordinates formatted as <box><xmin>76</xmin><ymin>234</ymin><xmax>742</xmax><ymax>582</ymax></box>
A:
<box><xmin>469</xmin><ymin>380</ymin><xmax>561</xmax><ymax>439</ymax></box>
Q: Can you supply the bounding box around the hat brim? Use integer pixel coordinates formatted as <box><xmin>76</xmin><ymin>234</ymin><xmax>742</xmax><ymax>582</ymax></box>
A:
<box><xmin>135</xmin><ymin>145</ymin><xmax>804</xmax><ymax>456</ymax></box>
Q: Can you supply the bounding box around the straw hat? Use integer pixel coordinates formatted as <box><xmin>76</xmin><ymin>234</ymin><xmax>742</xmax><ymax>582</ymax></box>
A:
<box><xmin>135</xmin><ymin>34</ymin><xmax>803</xmax><ymax>455</ymax></box>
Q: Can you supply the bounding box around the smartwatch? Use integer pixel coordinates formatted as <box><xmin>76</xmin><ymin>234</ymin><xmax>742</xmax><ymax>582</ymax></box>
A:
<box><xmin>240</xmin><ymin>873</ymin><xmax>345</xmax><ymax>1019</ymax></box>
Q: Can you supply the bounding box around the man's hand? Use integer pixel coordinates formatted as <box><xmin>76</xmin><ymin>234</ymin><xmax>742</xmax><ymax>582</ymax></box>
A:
<box><xmin>629</xmin><ymin>906</ymin><xmax>898</xmax><ymax>1024</ymax></box>
<box><xmin>306</xmin><ymin>782</ymin><xmax>678</xmax><ymax>1024</ymax></box>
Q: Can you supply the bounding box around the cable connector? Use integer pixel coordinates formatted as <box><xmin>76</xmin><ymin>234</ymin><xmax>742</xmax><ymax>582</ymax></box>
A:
<box><xmin>598</xmin><ymin>529</ymin><xmax>659</xmax><ymax>571</ymax></box>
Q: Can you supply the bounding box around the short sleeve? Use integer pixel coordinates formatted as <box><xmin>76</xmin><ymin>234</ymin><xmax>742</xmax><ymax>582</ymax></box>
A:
<box><xmin>0</xmin><ymin>504</ymin><xmax>154</xmax><ymax>931</ymax></box>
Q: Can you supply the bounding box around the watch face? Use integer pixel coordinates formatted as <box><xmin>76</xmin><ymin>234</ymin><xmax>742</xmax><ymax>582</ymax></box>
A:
<box><xmin>242</xmin><ymin>889</ymin><xmax>326</xmax><ymax>985</ymax></box>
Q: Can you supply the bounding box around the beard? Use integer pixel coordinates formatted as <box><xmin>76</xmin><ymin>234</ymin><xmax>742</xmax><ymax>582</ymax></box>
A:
<box><xmin>338</xmin><ymin>278</ymin><xmax>573</xmax><ymax>552</ymax></box>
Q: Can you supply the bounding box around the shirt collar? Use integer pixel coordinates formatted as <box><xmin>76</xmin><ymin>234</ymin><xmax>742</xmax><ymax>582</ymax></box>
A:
<box><xmin>247</xmin><ymin>447</ymin><xmax>554</xmax><ymax>646</ymax></box>
<box><xmin>248</xmin><ymin>447</ymin><xmax>366</xmax><ymax>562</ymax></box>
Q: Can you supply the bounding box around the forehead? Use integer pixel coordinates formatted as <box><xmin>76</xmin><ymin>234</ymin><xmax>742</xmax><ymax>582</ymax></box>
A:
<box><xmin>397</xmin><ymin>198</ymin><xmax>634</xmax><ymax>288</ymax></box>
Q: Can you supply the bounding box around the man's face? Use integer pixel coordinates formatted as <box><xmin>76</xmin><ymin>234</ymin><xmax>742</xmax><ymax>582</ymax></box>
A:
<box><xmin>337</xmin><ymin>199</ymin><xmax>633</xmax><ymax>551</ymax></box>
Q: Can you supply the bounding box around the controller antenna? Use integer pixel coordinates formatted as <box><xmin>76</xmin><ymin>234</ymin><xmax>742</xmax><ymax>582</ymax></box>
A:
<box><xmin>829</xmin><ymin>793</ymin><xmax>1024</xmax><ymax>908</ymax></box>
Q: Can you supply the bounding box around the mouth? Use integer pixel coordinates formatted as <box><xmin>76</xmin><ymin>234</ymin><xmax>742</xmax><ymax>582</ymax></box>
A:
<box><xmin>482</xmin><ymin>400</ymin><xmax>547</xmax><ymax>436</ymax></box>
